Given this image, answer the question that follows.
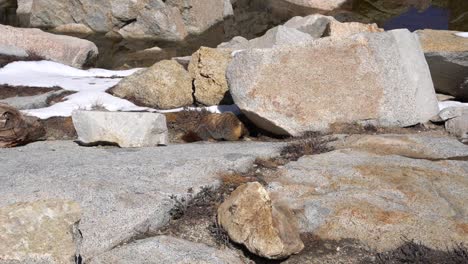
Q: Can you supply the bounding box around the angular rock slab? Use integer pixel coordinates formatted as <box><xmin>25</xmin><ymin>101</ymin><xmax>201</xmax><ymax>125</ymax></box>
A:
<box><xmin>266</xmin><ymin>149</ymin><xmax>468</xmax><ymax>251</ymax></box>
<box><xmin>0</xmin><ymin>141</ymin><xmax>284</xmax><ymax>261</ymax></box>
<box><xmin>416</xmin><ymin>30</ymin><xmax>468</xmax><ymax>100</ymax></box>
<box><xmin>248</xmin><ymin>25</ymin><xmax>314</xmax><ymax>49</ymax></box>
<box><xmin>218</xmin><ymin>182</ymin><xmax>304</xmax><ymax>259</ymax></box>
<box><xmin>189</xmin><ymin>47</ymin><xmax>233</xmax><ymax>106</ymax></box>
<box><xmin>227</xmin><ymin>29</ymin><xmax>439</xmax><ymax>136</ymax></box>
<box><xmin>89</xmin><ymin>236</ymin><xmax>244</xmax><ymax>264</ymax></box>
<box><xmin>0</xmin><ymin>25</ymin><xmax>98</xmax><ymax>68</ymax></box>
<box><xmin>284</xmin><ymin>14</ymin><xmax>331</xmax><ymax>38</ymax></box>
<box><xmin>72</xmin><ymin>111</ymin><xmax>168</xmax><ymax>148</ymax></box>
<box><xmin>0</xmin><ymin>200</ymin><xmax>81</xmax><ymax>264</ymax></box>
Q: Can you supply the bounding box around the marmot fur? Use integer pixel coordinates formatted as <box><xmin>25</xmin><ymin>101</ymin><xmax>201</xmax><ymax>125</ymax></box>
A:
<box><xmin>183</xmin><ymin>112</ymin><xmax>248</xmax><ymax>142</ymax></box>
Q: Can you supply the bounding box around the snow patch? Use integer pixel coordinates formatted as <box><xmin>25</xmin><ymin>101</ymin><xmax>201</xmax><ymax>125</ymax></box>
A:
<box><xmin>0</xmin><ymin>60</ymin><xmax>241</xmax><ymax>119</ymax></box>
<box><xmin>454</xmin><ymin>32</ymin><xmax>468</xmax><ymax>38</ymax></box>
<box><xmin>0</xmin><ymin>60</ymin><xmax>140</xmax><ymax>91</ymax></box>
<box><xmin>0</xmin><ymin>60</ymin><xmax>145</xmax><ymax>119</ymax></box>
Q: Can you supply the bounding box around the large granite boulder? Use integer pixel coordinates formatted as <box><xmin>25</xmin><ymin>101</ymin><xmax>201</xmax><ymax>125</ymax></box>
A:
<box><xmin>416</xmin><ymin>29</ymin><xmax>468</xmax><ymax>100</ymax></box>
<box><xmin>166</xmin><ymin>0</ymin><xmax>233</xmax><ymax>35</ymax></box>
<box><xmin>227</xmin><ymin>29</ymin><xmax>439</xmax><ymax>136</ymax></box>
<box><xmin>218</xmin><ymin>182</ymin><xmax>304</xmax><ymax>259</ymax></box>
<box><xmin>17</xmin><ymin>0</ymin><xmax>232</xmax><ymax>41</ymax></box>
<box><xmin>0</xmin><ymin>25</ymin><xmax>98</xmax><ymax>68</ymax></box>
<box><xmin>89</xmin><ymin>236</ymin><xmax>244</xmax><ymax>264</ymax></box>
<box><xmin>117</xmin><ymin>3</ymin><xmax>188</xmax><ymax>42</ymax></box>
<box><xmin>109</xmin><ymin>60</ymin><xmax>193</xmax><ymax>110</ymax></box>
<box><xmin>0</xmin><ymin>200</ymin><xmax>81</xmax><ymax>264</ymax></box>
<box><xmin>72</xmin><ymin>111</ymin><xmax>168</xmax><ymax>147</ymax></box>
<box><xmin>189</xmin><ymin>47</ymin><xmax>233</xmax><ymax>106</ymax></box>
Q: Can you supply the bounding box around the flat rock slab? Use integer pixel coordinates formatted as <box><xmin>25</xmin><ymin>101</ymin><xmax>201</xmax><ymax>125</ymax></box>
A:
<box><xmin>267</xmin><ymin>149</ymin><xmax>468</xmax><ymax>251</ymax></box>
<box><xmin>72</xmin><ymin>111</ymin><xmax>169</xmax><ymax>148</ymax></box>
<box><xmin>89</xmin><ymin>235</ymin><xmax>244</xmax><ymax>264</ymax></box>
<box><xmin>0</xmin><ymin>141</ymin><xmax>284</xmax><ymax>261</ymax></box>
<box><xmin>333</xmin><ymin>134</ymin><xmax>468</xmax><ymax>160</ymax></box>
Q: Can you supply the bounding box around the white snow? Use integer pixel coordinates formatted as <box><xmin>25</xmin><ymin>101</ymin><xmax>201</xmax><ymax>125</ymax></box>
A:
<box><xmin>0</xmin><ymin>60</ymin><xmax>147</xmax><ymax>119</ymax></box>
<box><xmin>0</xmin><ymin>60</ymin><xmax>241</xmax><ymax>119</ymax></box>
<box><xmin>0</xmin><ymin>60</ymin><xmax>140</xmax><ymax>91</ymax></box>
<box><xmin>454</xmin><ymin>32</ymin><xmax>468</xmax><ymax>38</ymax></box>
<box><xmin>439</xmin><ymin>100</ymin><xmax>468</xmax><ymax>111</ymax></box>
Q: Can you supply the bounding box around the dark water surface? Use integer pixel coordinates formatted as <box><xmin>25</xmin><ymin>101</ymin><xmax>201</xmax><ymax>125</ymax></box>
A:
<box><xmin>384</xmin><ymin>5</ymin><xmax>450</xmax><ymax>31</ymax></box>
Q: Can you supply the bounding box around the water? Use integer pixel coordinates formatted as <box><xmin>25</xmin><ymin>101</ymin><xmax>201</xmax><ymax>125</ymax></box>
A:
<box><xmin>383</xmin><ymin>5</ymin><xmax>450</xmax><ymax>31</ymax></box>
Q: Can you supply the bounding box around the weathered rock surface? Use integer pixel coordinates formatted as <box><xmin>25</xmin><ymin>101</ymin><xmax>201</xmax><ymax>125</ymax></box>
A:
<box><xmin>266</xmin><ymin>147</ymin><xmax>468</xmax><ymax>251</ymax></box>
<box><xmin>227</xmin><ymin>29</ymin><xmax>439</xmax><ymax>136</ymax></box>
<box><xmin>0</xmin><ymin>140</ymin><xmax>284</xmax><ymax>261</ymax></box>
<box><xmin>0</xmin><ymin>25</ymin><xmax>98</xmax><ymax>68</ymax></box>
<box><xmin>189</xmin><ymin>47</ymin><xmax>233</xmax><ymax>106</ymax></box>
<box><xmin>282</xmin><ymin>14</ymin><xmax>382</xmax><ymax>39</ymax></box>
<box><xmin>51</xmin><ymin>23</ymin><xmax>95</xmax><ymax>38</ymax></box>
<box><xmin>89</xmin><ymin>236</ymin><xmax>244</xmax><ymax>264</ymax></box>
<box><xmin>118</xmin><ymin>3</ymin><xmax>188</xmax><ymax>42</ymax></box>
<box><xmin>432</xmin><ymin>106</ymin><xmax>468</xmax><ymax>122</ymax></box>
<box><xmin>284</xmin><ymin>14</ymin><xmax>330</xmax><ymax>38</ymax></box>
<box><xmin>416</xmin><ymin>29</ymin><xmax>468</xmax><ymax>100</ymax></box>
<box><xmin>221</xmin><ymin>13</ymin><xmax>381</xmax><ymax>51</ymax></box>
<box><xmin>325</xmin><ymin>20</ymin><xmax>383</xmax><ymax>37</ymax></box>
<box><xmin>72</xmin><ymin>111</ymin><xmax>168</xmax><ymax>148</ymax></box>
<box><xmin>248</xmin><ymin>25</ymin><xmax>314</xmax><ymax>49</ymax></box>
<box><xmin>109</xmin><ymin>60</ymin><xmax>193</xmax><ymax>109</ymax></box>
<box><xmin>218</xmin><ymin>182</ymin><xmax>304</xmax><ymax>259</ymax></box>
<box><xmin>0</xmin><ymin>200</ymin><xmax>81</xmax><ymax>264</ymax></box>
<box><xmin>16</xmin><ymin>0</ymin><xmax>232</xmax><ymax>40</ymax></box>
<box><xmin>333</xmin><ymin>133</ymin><xmax>468</xmax><ymax>160</ymax></box>
<box><xmin>446</xmin><ymin>114</ymin><xmax>468</xmax><ymax>143</ymax></box>
<box><xmin>267</xmin><ymin>0</ymin><xmax>351</xmax><ymax>17</ymax></box>
<box><xmin>166</xmin><ymin>0</ymin><xmax>233</xmax><ymax>35</ymax></box>
<box><xmin>218</xmin><ymin>25</ymin><xmax>314</xmax><ymax>50</ymax></box>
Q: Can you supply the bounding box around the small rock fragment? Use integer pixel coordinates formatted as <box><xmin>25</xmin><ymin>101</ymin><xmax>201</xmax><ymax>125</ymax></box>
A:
<box><xmin>218</xmin><ymin>182</ymin><xmax>304</xmax><ymax>259</ymax></box>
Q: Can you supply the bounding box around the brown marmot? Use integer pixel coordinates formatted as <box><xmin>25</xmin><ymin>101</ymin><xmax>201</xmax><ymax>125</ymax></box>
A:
<box><xmin>183</xmin><ymin>112</ymin><xmax>248</xmax><ymax>142</ymax></box>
